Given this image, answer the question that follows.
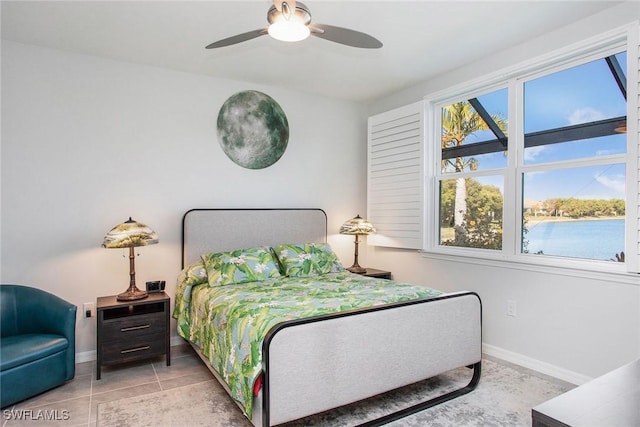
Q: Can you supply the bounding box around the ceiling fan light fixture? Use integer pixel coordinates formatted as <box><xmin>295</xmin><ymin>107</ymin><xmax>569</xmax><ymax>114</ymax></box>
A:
<box><xmin>206</xmin><ymin>1</ymin><xmax>381</xmax><ymax>49</ymax></box>
<box><xmin>268</xmin><ymin>19</ymin><xmax>310</xmax><ymax>42</ymax></box>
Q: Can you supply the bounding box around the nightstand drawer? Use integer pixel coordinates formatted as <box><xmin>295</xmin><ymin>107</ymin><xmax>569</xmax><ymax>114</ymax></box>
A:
<box><xmin>101</xmin><ymin>312</ymin><xmax>166</xmax><ymax>341</ymax></box>
<box><xmin>101</xmin><ymin>334</ymin><xmax>167</xmax><ymax>364</ymax></box>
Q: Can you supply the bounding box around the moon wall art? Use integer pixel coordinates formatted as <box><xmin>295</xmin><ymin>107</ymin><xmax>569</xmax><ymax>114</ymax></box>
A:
<box><xmin>217</xmin><ymin>90</ymin><xmax>289</xmax><ymax>169</ymax></box>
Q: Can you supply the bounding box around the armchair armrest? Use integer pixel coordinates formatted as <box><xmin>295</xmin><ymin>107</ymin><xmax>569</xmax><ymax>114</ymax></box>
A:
<box><xmin>9</xmin><ymin>285</ymin><xmax>77</xmax><ymax>379</ymax></box>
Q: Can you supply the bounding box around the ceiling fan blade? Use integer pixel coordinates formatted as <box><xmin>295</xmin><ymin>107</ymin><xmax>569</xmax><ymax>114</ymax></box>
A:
<box><xmin>205</xmin><ymin>29</ymin><xmax>268</xmax><ymax>49</ymax></box>
<box><xmin>310</xmin><ymin>24</ymin><xmax>382</xmax><ymax>49</ymax></box>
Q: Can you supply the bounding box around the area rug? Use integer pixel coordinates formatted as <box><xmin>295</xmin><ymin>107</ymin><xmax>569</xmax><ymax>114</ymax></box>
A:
<box><xmin>97</xmin><ymin>358</ymin><xmax>572</xmax><ymax>427</ymax></box>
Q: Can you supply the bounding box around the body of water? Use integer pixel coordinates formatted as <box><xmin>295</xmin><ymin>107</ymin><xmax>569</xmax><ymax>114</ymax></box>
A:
<box><xmin>524</xmin><ymin>218</ymin><xmax>624</xmax><ymax>261</ymax></box>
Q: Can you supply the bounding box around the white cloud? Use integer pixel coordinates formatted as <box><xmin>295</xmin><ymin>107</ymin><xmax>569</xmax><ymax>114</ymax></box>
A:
<box><xmin>568</xmin><ymin>107</ymin><xmax>606</xmax><ymax>125</ymax></box>
<box><xmin>595</xmin><ymin>149</ymin><xmax>615</xmax><ymax>156</ymax></box>
<box><xmin>524</xmin><ymin>146</ymin><xmax>546</xmax><ymax>162</ymax></box>
<box><xmin>595</xmin><ymin>174</ymin><xmax>625</xmax><ymax>197</ymax></box>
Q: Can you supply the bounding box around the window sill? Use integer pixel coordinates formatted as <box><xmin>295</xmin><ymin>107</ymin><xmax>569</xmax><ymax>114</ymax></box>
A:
<box><xmin>418</xmin><ymin>249</ymin><xmax>639</xmax><ymax>286</ymax></box>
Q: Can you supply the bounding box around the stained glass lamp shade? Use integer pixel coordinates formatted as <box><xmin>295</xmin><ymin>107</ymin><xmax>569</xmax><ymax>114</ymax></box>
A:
<box><xmin>103</xmin><ymin>217</ymin><xmax>158</xmax><ymax>301</ymax></box>
<box><xmin>339</xmin><ymin>214</ymin><xmax>376</xmax><ymax>274</ymax></box>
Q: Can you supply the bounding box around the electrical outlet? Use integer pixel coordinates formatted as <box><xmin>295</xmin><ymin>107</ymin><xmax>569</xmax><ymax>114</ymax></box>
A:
<box><xmin>507</xmin><ymin>300</ymin><xmax>517</xmax><ymax>317</ymax></box>
<box><xmin>83</xmin><ymin>302</ymin><xmax>95</xmax><ymax>318</ymax></box>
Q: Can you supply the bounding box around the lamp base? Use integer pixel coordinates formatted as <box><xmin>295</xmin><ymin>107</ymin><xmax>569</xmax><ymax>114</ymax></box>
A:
<box><xmin>346</xmin><ymin>265</ymin><xmax>366</xmax><ymax>274</ymax></box>
<box><xmin>116</xmin><ymin>287</ymin><xmax>148</xmax><ymax>301</ymax></box>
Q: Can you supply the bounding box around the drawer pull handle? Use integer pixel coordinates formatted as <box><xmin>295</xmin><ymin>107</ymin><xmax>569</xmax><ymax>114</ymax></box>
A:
<box><xmin>121</xmin><ymin>346</ymin><xmax>150</xmax><ymax>354</ymax></box>
<box><xmin>121</xmin><ymin>325</ymin><xmax>150</xmax><ymax>332</ymax></box>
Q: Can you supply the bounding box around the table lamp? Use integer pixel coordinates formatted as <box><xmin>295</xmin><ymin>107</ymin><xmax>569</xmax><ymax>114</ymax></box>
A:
<box><xmin>102</xmin><ymin>217</ymin><xmax>159</xmax><ymax>301</ymax></box>
<box><xmin>339</xmin><ymin>214</ymin><xmax>376</xmax><ymax>274</ymax></box>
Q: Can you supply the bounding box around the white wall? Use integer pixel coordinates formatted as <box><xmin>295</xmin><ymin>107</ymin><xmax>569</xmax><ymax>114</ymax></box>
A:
<box><xmin>366</xmin><ymin>2</ymin><xmax>640</xmax><ymax>382</ymax></box>
<box><xmin>1</xmin><ymin>40</ymin><xmax>367</xmax><ymax>356</ymax></box>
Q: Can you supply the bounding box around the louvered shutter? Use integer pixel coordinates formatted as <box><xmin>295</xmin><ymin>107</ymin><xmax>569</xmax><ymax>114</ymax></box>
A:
<box><xmin>367</xmin><ymin>101</ymin><xmax>424</xmax><ymax>249</ymax></box>
<box><xmin>632</xmin><ymin>30</ymin><xmax>640</xmax><ymax>273</ymax></box>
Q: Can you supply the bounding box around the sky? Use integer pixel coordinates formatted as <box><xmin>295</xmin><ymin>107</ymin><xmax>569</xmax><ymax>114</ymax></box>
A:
<box><xmin>446</xmin><ymin>51</ymin><xmax>628</xmax><ymax>203</ymax></box>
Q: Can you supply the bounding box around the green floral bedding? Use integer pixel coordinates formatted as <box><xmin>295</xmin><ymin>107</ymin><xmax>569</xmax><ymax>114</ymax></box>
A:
<box><xmin>173</xmin><ymin>263</ymin><xmax>442</xmax><ymax>418</ymax></box>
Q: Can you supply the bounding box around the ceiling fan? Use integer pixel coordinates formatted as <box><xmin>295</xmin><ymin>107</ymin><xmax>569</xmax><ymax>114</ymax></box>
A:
<box><xmin>205</xmin><ymin>0</ymin><xmax>382</xmax><ymax>49</ymax></box>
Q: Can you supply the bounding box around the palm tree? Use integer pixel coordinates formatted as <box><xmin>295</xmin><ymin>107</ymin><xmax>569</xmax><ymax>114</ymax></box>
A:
<box><xmin>441</xmin><ymin>101</ymin><xmax>507</xmax><ymax>242</ymax></box>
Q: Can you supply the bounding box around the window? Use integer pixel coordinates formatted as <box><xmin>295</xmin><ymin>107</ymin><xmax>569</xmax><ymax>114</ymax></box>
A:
<box><xmin>436</xmin><ymin>51</ymin><xmax>627</xmax><ymax>260</ymax></box>
<box><xmin>439</xmin><ymin>88</ymin><xmax>508</xmax><ymax>251</ymax></box>
<box><xmin>519</xmin><ymin>53</ymin><xmax>627</xmax><ymax>262</ymax></box>
<box><xmin>367</xmin><ymin>26</ymin><xmax>638</xmax><ymax>274</ymax></box>
<box><xmin>422</xmin><ymin>29</ymin><xmax>638</xmax><ymax>273</ymax></box>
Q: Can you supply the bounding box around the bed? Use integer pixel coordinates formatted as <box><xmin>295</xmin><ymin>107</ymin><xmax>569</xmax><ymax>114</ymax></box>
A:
<box><xmin>174</xmin><ymin>208</ymin><xmax>482</xmax><ymax>426</ymax></box>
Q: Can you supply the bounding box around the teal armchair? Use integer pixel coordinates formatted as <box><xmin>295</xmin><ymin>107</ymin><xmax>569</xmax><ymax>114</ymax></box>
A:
<box><xmin>0</xmin><ymin>284</ymin><xmax>77</xmax><ymax>408</ymax></box>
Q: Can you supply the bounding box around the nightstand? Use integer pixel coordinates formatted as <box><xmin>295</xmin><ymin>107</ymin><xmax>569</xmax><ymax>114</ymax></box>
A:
<box><xmin>359</xmin><ymin>268</ymin><xmax>392</xmax><ymax>279</ymax></box>
<box><xmin>96</xmin><ymin>292</ymin><xmax>170</xmax><ymax>380</ymax></box>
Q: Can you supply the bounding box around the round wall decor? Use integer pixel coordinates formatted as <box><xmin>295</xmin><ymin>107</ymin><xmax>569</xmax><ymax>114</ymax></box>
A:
<box><xmin>216</xmin><ymin>90</ymin><xmax>289</xmax><ymax>169</ymax></box>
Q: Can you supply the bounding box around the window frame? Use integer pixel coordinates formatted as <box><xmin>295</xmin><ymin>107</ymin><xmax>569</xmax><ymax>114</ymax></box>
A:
<box><xmin>422</xmin><ymin>24</ymin><xmax>639</xmax><ymax>276</ymax></box>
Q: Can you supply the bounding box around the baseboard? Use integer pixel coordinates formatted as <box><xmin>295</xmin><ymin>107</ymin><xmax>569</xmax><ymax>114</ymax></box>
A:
<box><xmin>76</xmin><ymin>350</ymin><xmax>96</xmax><ymax>364</ymax></box>
<box><xmin>483</xmin><ymin>343</ymin><xmax>592</xmax><ymax>385</ymax></box>
<box><xmin>75</xmin><ymin>336</ymin><xmax>188</xmax><ymax>364</ymax></box>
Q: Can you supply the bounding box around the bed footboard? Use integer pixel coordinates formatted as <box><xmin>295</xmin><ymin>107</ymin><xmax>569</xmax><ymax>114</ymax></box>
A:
<box><xmin>262</xmin><ymin>291</ymin><xmax>482</xmax><ymax>426</ymax></box>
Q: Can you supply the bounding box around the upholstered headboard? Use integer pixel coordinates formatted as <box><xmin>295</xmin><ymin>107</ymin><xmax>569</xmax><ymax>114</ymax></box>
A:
<box><xmin>181</xmin><ymin>208</ymin><xmax>328</xmax><ymax>267</ymax></box>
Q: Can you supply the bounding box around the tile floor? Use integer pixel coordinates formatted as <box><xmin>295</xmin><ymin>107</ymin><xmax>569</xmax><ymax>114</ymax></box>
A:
<box><xmin>1</xmin><ymin>345</ymin><xmax>214</xmax><ymax>427</ymax></box>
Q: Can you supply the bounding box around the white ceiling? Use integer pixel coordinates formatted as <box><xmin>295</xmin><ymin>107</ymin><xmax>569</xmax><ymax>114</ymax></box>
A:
<box><xmin>1</xmin><ymin>1</ymin><xmax>622</xmax><ymax>102</ymax></box>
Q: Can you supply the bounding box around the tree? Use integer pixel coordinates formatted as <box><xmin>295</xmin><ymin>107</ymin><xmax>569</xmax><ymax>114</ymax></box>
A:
<box><xmin>466</xmin><ymin>179</ymin><xmax>503</xmax><ymax>222</ymax></box>
<box><xmin>533</xmin><ymin>198</ymin><xmax>625</xmax><ymax>219</ymax></box>
<box><xmin>441</xmin><ymin>178</ymin><xmax>504</xmax><ymax>249</ymax></box>
<box><xmin>543</xmin><ymin>198</ymin><xmax>563</xmax><ymax>217</ymax></box>
<box><xmin>441</xmin><ymin>101</ymin><xmax>507</xmax><ymax>243</ymax></box>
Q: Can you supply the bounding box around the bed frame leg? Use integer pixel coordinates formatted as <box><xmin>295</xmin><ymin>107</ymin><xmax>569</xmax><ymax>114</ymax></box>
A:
<box><xmin>356</xmin><ymin>361</ymin><xmax>482</xmax><ymax>427</ymax></box>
